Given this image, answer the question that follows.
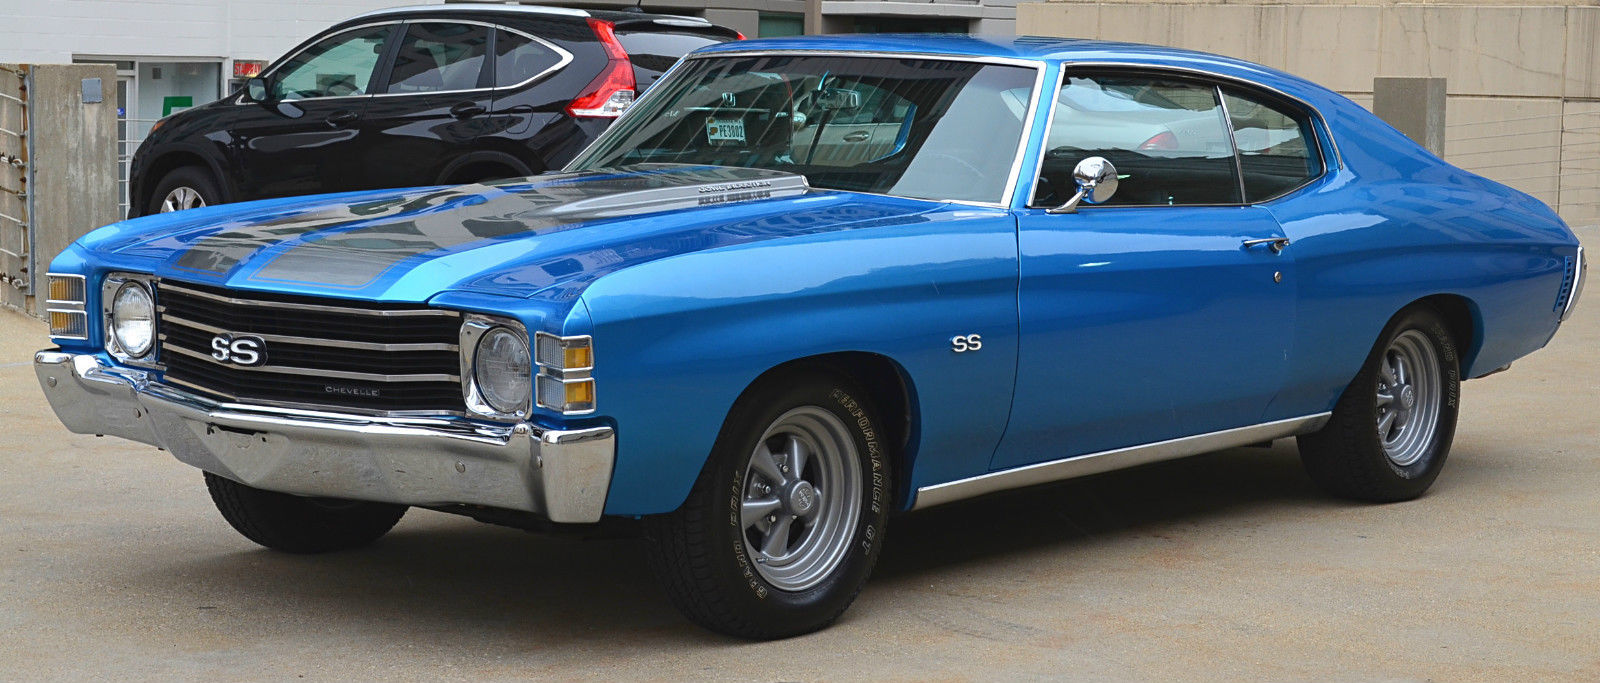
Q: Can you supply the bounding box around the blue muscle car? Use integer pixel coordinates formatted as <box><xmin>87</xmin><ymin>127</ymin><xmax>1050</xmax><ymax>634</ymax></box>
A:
<box><xmin>34</xmin><ymin>35</ymin><xmax>1586</xmax><ymax>638</ymax></box>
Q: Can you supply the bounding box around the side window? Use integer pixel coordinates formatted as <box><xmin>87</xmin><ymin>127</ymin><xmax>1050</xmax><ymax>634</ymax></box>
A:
<box><xmin>385</xmin><ymin>22</ymin><xmax>490</xmax><ymax>94</ymax></box>
<box><xmin>1222</xmin><ymin>89</ymin><xmax>1323</xmax><ymax>202</ymax></box>
<box><xmin>493</xmin><ymin>29</ymin><xmax>565</xmax><ymax>88</ymax></box>
<box><xmin>272</xmin><ymin>25</ymin><xmax>394</xmax><ymax>100</ymax></box>
<box><xmin>1034</xmin><ymin>74</ymin><xmax>1241</xmax><ymax>207</ymax></box>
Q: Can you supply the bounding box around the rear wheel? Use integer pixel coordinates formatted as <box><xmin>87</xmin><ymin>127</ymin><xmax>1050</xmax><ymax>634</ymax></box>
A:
<box><xmin>645</xmin><ymin>369</ymin><xmax>892</xmax><ymax>639</ymax></box>
<box><xmin>1298</xmin><ymin>305</ymin><xmax>1461</xmax><ymax>502</ymax></box>
<box><xmin>204</xmin><ymin>472</ymin><xmax>407</xmax><ymax>553</ymax></box>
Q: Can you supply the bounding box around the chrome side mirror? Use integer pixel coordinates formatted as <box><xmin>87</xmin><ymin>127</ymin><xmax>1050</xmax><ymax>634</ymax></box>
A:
<box><xmin>1048</xmin><ymin>156</ymin><xmax>1119</xmax><ymax>214</ymax></box>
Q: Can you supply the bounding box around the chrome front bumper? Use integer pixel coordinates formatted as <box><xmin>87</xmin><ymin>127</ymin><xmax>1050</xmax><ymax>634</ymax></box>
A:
<box><xmin>33</xmin><ymin>350</ymin><xmax>615</xmax><ymax>523</ymax></box>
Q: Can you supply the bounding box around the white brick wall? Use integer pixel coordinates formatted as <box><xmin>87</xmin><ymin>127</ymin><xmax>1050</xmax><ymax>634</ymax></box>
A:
<box><xmin>0</xmin><ymin>0</ymin><xmax>407</xmax><ymax>65</ymax></box>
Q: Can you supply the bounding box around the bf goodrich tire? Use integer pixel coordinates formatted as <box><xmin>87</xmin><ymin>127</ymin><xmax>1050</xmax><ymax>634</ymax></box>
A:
<box><xmin>645</xmin><ymin>369</ymin><xmax>893</xmax><ymax>639</ymax></box>
<box><xmin>147</xmin><ymin>165</ymin><xmax>222</xmax><ymax>214</ymax></box>
<box><xmin>204</xmin><ymin>473</ymin><xmax>407</xmax><ymax>554</ymax></box>
<box><xmin>1298</xmin><ymin>305</ymin><xmax>1461</xmax><ymax>502</ymax></box>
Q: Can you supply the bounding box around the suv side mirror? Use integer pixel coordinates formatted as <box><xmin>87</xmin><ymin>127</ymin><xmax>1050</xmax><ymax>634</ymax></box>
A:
<box><xmin>1047</xmin><ymin>156</ymin><xmax>1119</xmax><ymax>214</ymax></box>
<box><xmin>245</xmin><ymin>77</ymin><xmax>269</xmax><ymax>103</ymax></box>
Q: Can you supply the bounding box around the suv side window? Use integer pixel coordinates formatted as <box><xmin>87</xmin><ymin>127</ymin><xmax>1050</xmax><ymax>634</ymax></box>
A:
<box><xmin>1034</xmin><ymin>73</ymin><xmax>1241</xmax><ymax>207</ymax></box>
<box><xmin>273</xmin><ymin>25</ymin><xmax>395</xmax><ymax>100</ymax></box>
<box><xmin>386</xmin><ymin>22</ymin><xmax>491</xmax><ymax>93</ymax></box>
<box><xmin>1221</xmin><ymin>88</ymin><xmax>1323</xmax><ymax>202</ymax></box>
<box><xmin>493</xmin><ymin>29</ymin><xmax>566</xmax><ymax>88</ymax></box>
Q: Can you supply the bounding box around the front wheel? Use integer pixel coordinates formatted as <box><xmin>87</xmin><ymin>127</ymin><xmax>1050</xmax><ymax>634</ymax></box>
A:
<box><xmin>147</xmin><ymin>165</ymin><xmax>222</xmax><ymax>214</ymax></box>
<box><xmin>1298</xmin><ymin>305</ymin><xmax>1461</xmax><ymax>502</ymax></box>
<box><xmin>645</xmin><ymin>370</ymin><xmax>892</xmax><ymax>639</ymax></box>
<box><xmin>204</xmin><ymin>473</ymin><xmax>407</xmax><ymax>553</ymax></box>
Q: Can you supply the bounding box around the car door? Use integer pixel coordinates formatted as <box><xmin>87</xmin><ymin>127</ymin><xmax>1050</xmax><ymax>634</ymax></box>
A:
<box><xmin>990</xmin><ymin>71</ymin><xmax>1298</xmax><ymax>470</ymax></box>
<box><xmin>357</xmin><ymin>20</ymin><xmax>494</xmax><ymax>190</ymax></box>
<box><xmin>229</xmin><ymin>23</ymin><xmax>396</xmax><ymax>200</ymax></box>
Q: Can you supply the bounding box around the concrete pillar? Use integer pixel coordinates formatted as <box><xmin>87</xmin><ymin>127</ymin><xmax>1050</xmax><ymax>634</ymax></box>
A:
<box><xmin>1373</xmin><ymin>77</ymin><xmax>1447</xmax><ymax>157</ymax></box>
<box><xmin>3</xmin><ymin>64</ymin><xmax>117</xmax><ymax>317</ymax></box>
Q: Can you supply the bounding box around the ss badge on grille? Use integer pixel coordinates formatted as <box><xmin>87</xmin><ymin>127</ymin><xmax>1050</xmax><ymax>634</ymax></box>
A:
<box><xmin>210</xmin><ymin>333</ymin><xmax>267</xmax><ymax>367</ymax></box>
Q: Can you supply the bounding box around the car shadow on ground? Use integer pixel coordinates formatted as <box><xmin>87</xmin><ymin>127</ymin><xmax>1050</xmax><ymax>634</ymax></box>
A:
<box><xmin>120</xmin><ymin>441</ymin><xmax>1367</xmax><ymax>647</ymax></box>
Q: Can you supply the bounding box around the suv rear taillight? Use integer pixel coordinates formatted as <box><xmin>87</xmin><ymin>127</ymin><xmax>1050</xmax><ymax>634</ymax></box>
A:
<box><xmin>567</xmin><ymin>18</ymin><xmax>636</xmax><ymax>118</ymax></box>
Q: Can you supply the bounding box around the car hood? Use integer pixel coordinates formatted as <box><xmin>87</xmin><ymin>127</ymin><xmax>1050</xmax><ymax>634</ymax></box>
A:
<box><xmin>85</xmin><ymin>164</ymin><xmax>948</xmax><ymax>303</ymax></box>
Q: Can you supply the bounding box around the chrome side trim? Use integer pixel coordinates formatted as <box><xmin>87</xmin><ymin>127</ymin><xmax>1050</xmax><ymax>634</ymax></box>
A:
<box><xmin>912</xmin><ymin>413</ymin><xmax>1332</xmax><ymax>510</ymax></box>
<box><xmin>159</xmin><ymin>313</ymin><xmax>458</xmax><ymax>352</ymax></box>
<box><xmin>159</xmin><ymin>281</ymin><xmax>457</xmax><ymax>318</ymax></box>
<box><xmin>1561</xmin><ymin>245</ymin><xmax>1586</xmax><ymax>322</ymax></box>
<box><xmin>162</xmin><ymin>344</ymin><xmax>459</xmax><ymax>383</ymax></box>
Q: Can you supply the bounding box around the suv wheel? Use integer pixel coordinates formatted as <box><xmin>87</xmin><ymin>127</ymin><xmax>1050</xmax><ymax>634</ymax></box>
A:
<box><xmin>148</xmin><ymin>165</ymin><xmax>222</xmax><ymax>214</ymax></box>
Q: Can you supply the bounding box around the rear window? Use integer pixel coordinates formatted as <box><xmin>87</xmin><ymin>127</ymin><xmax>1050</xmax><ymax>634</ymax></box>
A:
<box><xmin>493</xmin><ymin>29</ymin><xmax>567</xmax><ymax>88</ymax></box>
<box><xmin>616</xmin><ymin>30</ymin><xmax>727</xmax><ymax>91</ymax></box>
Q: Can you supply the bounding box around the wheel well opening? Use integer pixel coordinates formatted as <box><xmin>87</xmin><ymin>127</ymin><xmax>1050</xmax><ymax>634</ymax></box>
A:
<box><xmin>749</xmin><ymin>352</ymin><xmax>918</xmax><ymax>510</ymax></box>
<box><xmin>141</xmin><ymin>153</ymin><xmax>210</xmax><ymax>208</ymax></box>
<box><xmin>1417</xmin><ymin>294</ymin><xmax>1478</xmax><ymax>367</ymax></box>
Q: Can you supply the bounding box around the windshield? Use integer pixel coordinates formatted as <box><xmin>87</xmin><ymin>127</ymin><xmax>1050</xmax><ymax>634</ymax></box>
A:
<box><xmin>566</xmin><ymin>54</ymin><xmax>1039</xmax><ymax>204</ymax></box>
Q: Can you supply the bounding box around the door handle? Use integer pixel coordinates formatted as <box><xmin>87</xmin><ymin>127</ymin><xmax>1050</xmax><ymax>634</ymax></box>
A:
<box><xmin>450</xmin><ymin>102</ymin><xmax>487</xmax><ymax>119</ymax></box>
<box><xmin>324</xmin><ymin>110</ymin><xmax>360</xmax><ymax>127</ymax></box>
<box><xmin>842</xmin><ymin>130</ymin><xmax>870</xmax><ymax>142</ymax></box>
<box><xmin>1242</xmin><ymin>237</ymin><xmax>1291</xmax><ymax>254</ymax></box>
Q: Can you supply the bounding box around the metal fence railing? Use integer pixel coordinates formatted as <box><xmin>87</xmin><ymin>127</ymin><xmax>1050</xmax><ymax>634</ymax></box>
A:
<box><xmin>118</xmin><ymin>117</ymin><xmax>159</xmax><ymax>218</ymax></box>
<box><xmin>0</xmin><ymin>66</ymin><xmax>31</xmax><ymax>303</ymax></box>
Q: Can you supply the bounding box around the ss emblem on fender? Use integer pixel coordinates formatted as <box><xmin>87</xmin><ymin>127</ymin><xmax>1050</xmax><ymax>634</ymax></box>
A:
<box><xmin>210</xmin><ymin>333</ymin><xmax>267</xmax><ymax>367</ymax></box>
<box><xmin>950</xmin><ymin>334</ymin><xmax>982</xmax><ymax>353</ymax></box>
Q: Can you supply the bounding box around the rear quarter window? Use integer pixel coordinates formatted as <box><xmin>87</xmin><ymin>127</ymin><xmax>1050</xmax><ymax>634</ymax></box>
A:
<box><xmin>616</xmin><ymin>30</ymin><xmax>727</xmax><ymax>91</ymax></box>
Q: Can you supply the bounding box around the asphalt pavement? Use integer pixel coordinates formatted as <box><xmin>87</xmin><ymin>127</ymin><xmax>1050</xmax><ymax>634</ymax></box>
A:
<box><xmin>2</xmin><ymin>227</ymin><xmax>1596</xmax><ymax>681</ymax></box>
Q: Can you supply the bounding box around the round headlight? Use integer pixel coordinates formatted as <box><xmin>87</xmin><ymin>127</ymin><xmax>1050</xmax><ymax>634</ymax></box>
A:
<box><xmin>474</xmin><ymin>327</ymin><xmax>531</xmax><ymax>414</ymax></box>
<box><xmin>111</xmin><ymin>281</ymin><xmax>155</xmax><ymax>358</ymax></box>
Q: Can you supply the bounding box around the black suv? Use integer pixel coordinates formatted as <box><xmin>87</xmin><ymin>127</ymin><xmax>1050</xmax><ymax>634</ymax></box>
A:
<box><xmin>128</xmin><ymin>4</ymin><xmax>738</xmax><ymax>217</ymax></box>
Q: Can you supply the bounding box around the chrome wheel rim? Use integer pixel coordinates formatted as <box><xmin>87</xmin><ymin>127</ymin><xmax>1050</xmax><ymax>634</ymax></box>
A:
<box><xmin>740</xmin><ymin>406</ymin><xmax>863</xmax><ymax>592</ymax></box>
<box><xmin>160</xmin><ymin>186</ymin><xmax>206</xmax><ymax>212</ymax></box>
<box><xmin>1375</xmin><ymin>330</ymin><xmax>1442</xmax><ymax>467</ymax></box>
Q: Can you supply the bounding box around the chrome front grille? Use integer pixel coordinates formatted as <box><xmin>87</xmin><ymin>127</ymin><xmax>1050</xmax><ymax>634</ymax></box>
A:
<box><xmin>155</xmin><ymin>280</ymin><xmax>464</xmax><ymax>413</ymax></box>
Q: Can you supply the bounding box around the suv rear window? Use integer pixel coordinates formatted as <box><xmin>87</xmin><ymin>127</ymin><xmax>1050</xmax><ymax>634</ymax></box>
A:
<box><xmin>493</xmin><ymin>29</ymin><xmax>567</xmax><ymax>88</ymax></box>
<box><xmin>616</xmin><ymin>30</ymin><xmax>725</xmax><ymax>91</ymax></box>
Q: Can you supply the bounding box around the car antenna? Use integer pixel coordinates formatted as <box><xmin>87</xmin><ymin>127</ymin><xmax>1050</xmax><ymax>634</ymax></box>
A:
<box><xmin>623</xmin><ymin>0</ymin><xmax>645</xmax><ymax>12</ymax></box>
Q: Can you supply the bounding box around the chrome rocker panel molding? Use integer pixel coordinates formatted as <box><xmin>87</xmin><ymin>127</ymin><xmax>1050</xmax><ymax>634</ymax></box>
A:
<box><xmin>34</xmin><ymin>350</ymin><xmax>615</xmax><ymax>523</ymax></box>
<box><xmin>912</xmin><ymin>412</ymin><xmax>1332</xmax><ymax>510</ymax></box>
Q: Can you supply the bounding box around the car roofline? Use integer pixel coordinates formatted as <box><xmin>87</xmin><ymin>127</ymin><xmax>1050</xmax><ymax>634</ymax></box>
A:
<box><xmin>347</xmin><ymin>3</ymin><xmax>591</xmax><ymax>21</ymax></box>
<box><xmin>347</xmin><ymin>3</ymin><xmax>721</xmax><ymax>26</ymax></box>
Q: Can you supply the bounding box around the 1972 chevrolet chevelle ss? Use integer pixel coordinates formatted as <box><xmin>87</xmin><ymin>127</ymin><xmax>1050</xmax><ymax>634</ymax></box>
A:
<box><xmin>34</xmin><ymin>35</ymin><xmax>1586</xmax><ymax>638</ymax></box>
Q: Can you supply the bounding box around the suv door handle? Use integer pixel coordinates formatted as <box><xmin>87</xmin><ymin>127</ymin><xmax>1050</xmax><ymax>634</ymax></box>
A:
<box><xmin>450</xmin><ymin>102</ymin><xmax>487</xmax><ymax>119</ymax></box>
<box><xmin>842</xmin><ymin>130</ymin><xmax>870</xmax><ymax>142</ymax></box>
<box><xmin>1242</xmin><ymin>237</ymin><xmax>1291</xmax><ymax>254</ymax></box>
<box><xmin>325</xmin><ymin>110</ymin><xmax>360</xmax><ymax>127</ymax></box>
